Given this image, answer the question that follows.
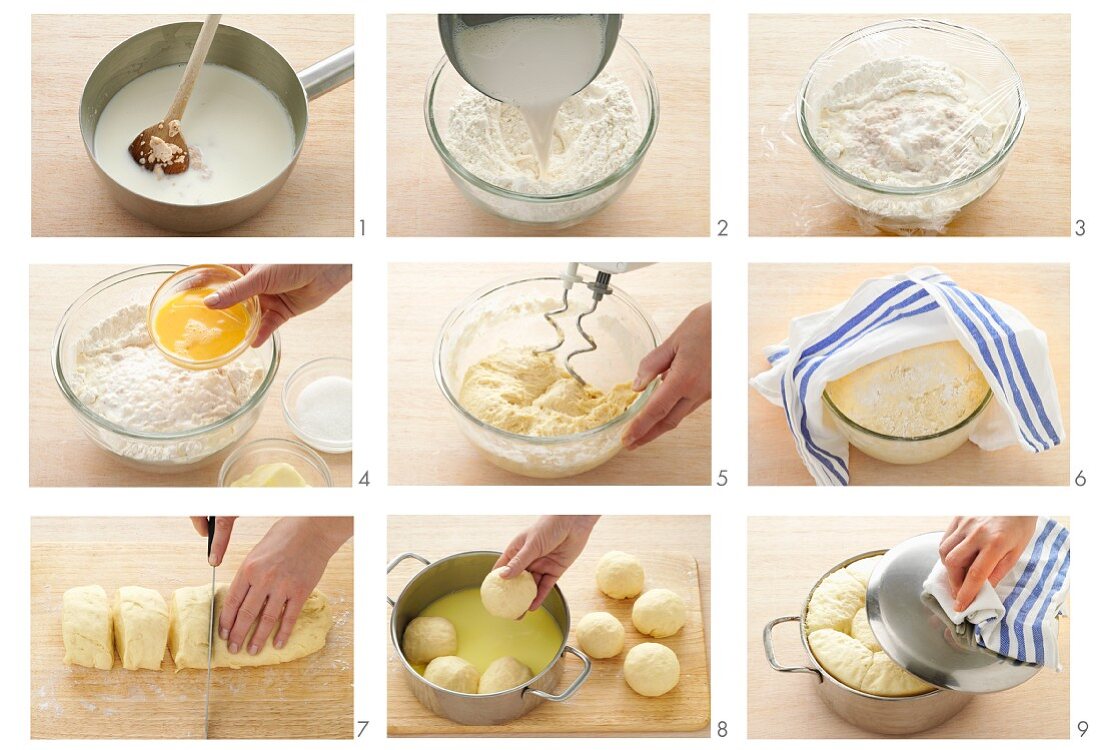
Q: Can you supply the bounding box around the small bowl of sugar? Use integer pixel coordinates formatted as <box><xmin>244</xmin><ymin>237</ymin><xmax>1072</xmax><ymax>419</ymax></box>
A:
<box><xmin>281</xmin><ymin>356</ymin><xmax>352</xmax><ymax>454</ymax></box>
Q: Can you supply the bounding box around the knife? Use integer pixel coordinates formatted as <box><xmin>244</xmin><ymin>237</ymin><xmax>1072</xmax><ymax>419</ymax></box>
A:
<box><xmin>204</xmin><ymin>516</ymin><xmax>216</xmax><ymax>739</ymax></box>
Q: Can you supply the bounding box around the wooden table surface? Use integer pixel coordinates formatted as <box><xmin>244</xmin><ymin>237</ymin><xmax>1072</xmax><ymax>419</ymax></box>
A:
<box><xmin>31</xmin><ymin>15</ymin><xmax>353</xmax><ymax>237</ymax></box>
<box><xmin>387</xmin><ymin>515</ymin><xmax>710</xmax><ymax>736</ymax></box>
<box><xmin>747</xmin><ymin>264</ymin><xmax>1070</xmax><ymax>485</ymax></box>
<box><xmin>29</xmin><ymin>265</ymin><xmax>353</xmax><ymax>487</ymax></box>
<box><xmin>388</xmin><ymin>263</ymin><xmax>711</xmax><ymax>485</ymax></box>
<box><xmin>386</xmin><ymin>14</ymin><xmax>710</xmax><ymax>237</ymax></box>
<box><xmin>748</xmin><ymin>14</ymin><xmax>1070</xmax><ymax>236</ymax></box>
<box><xmin>747</xmin><ymin>516</ymin><xmax>1070</xmax><ymax>739</ymax></box>
<box><xmin>31</xmin><ymin>517</ymin><xmax>354</xmax><ymax>739</ymax></box>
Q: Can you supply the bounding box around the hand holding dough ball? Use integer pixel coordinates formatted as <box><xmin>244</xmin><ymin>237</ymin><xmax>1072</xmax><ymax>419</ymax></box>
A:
<box><xmin>62</xmin><ymin>585</ymin><xmax>114</xmax><ymax>670</ymax></box>
<box><xmin>402</xmin><ymin>616</ymin><xmax>458</xmax><ymax>664</ymax></box>
<box><xmin>424</xmin><ymin>655</ymin><xmax>480</xmax><ymax>694</ymax></box>
<box><xmin>624</xmin><ymin>642</ymin><xmax>680</xmax><ymax>697</ymax></box>
<box><xmin>596</xmin><ymin>551</ymin><xmax>645</xmax><ymax>599</ymax></box>
<box><xmin>478</xmin><ymin>655</ymin><xmax>534</xmax><ymax>694</ymax></box>
<box><xmin>113</xmin><ymin>586</ymin><xmax>169</xmax><ymax>670</ymax></box>
<box><xmin>632</xmin><ymin>588</ymin><xmax>686</xmax><ymax>637</ymax></box>
<box><xmin>576</xmin><ymin>611</ymin><xmax>625</xmax><ymax>658</ymax></box>
<box><xmin>480</xmin><ymin>567</ymin><xmax>537</xmax><ymax>620</ymax></box>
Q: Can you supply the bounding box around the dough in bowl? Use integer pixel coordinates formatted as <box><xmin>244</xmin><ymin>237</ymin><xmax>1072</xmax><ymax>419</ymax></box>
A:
<box><xmin>113</xmin><ymin>586</ymin><xmax>169</xmax><ymax>670</ymax></box>
<box><xmin>402</xmin><ymin>616</ymin><xmax>458</xmax><ymax>664</ymax></box>
<box><xmin>632</xmin><ymin>588</ymin><xmax>686</xmax><ymax>637</ymax></box>
<box><xmin>480</xmin><ymin>567</ymin><xmax>537</xmax><ymax>620</ymax></box>
<box><xmin>478</xmin><ymin>655</ymin><xmax>534</xmax><ymax>693</ymax></box>
<box><xmin>623</xmin><ymin>642</ymin><xmax>680</xmax><ymax>697</ymax></box>
<box><xmin>62</xmin><ymin>585</ymin><xmax>114</xmax><ymax>670</ymax></box>
<box><xmin>576</xmin><ymin>611</ymin><xmax>625</xmax><ymax>658</ymax></box>
<box><xmin>425</xmin><ymin>655</ymin><xmax>480</xmax><ymax>693</ymax></box>
<box><xmin>596</xmin><ymin>551</ymin><xmax>645</xmax><ymax>599</ymax></box>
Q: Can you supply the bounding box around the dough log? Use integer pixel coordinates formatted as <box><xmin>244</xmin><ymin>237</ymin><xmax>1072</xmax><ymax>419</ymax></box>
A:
<box><xmin>169</xmin><ymin>583</ymin><xmax>332</xmax><ymax>670</ymax></box>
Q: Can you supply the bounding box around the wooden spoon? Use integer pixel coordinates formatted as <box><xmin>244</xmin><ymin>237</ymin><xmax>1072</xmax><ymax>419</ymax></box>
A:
<box><xmin>128</xmin><ymin>14</ymin><xmax>222</xmax><ymax>174</ymax></box>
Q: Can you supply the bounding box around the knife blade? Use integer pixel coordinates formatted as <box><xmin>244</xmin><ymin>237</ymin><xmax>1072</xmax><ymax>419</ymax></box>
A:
<box><xmin>205</xmin><ymin>516</ymin><xmax>216</xmax><ymax>740</ymax></box>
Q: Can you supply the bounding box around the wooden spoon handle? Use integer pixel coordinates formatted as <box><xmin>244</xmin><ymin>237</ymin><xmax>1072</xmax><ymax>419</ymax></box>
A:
<box><xmin>165</xmin><ymin>14</ymin><xmax>222</xmax><ymax>123</ymax></box>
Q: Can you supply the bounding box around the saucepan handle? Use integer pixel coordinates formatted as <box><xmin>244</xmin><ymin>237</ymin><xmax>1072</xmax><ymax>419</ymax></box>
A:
<box><xmin>299</xmin><ymin>45</ymin><xmax>354</xmax><ymax>101</ymax></box>
<box><xmin>526</xmin><ymin>645</ymin><xmax>592</xmax><ymax>702</ymax></box>
<box><xmin>763</xmin><ymin>615</ymin><xmax>822</xmax><ymax>682</ymax></box>
<box><xmin>385</xmin><ymin>551</ymin><xmax>431</xmax><ymax>607</ymax></box>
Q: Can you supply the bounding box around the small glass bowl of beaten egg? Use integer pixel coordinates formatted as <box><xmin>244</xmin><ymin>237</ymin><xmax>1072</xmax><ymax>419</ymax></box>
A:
<box><xmin>218</xmin><ymin>437</ymin><xmax>333</xmax><ymax>488</ymax></box>
<box><xmin>147</xmin><ymin>264</ymin><xmax>261</xmax><ymax>370</ymax></box>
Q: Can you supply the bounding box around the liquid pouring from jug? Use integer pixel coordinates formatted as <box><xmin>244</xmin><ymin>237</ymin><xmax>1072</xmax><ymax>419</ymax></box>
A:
<box><xmin>437</xmin><ymin>14</ymin><xmax>623</xmax><ymax>175</ymax></box>
<box><xmin>537</xmin><ymin>262</ymin><xmax>654</xmax><ymax>386</ymax></box>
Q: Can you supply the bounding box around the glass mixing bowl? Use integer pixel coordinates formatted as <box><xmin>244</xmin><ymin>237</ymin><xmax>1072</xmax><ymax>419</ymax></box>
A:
<box><xmin>424</xmin><ymin>37</ymin><xmax>659</xmax><ymax>229</ymax></box>
<box><xmin>218</xmin><ymin>437</ymin><xmax>333</xmax><ymax>488</ymax></box>
<box><xmin>52</xmin><ymin>265</ymin><xmax>280</xmax><ymax>473</ymax></box>
<box><xmin>796</xmin><ymin>19</ymin><xmax>1027</xmax><ymax>233</ymax></box>
<box><xmin>434</xmin><ymin>275</ymin><xmax>660</xmax><ymax>478</ymax></box>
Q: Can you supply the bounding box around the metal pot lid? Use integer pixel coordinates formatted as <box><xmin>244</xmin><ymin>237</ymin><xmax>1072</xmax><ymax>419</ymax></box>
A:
<box><xmin>866</xmin><ymin>532</ymin><xmax>1041</xmax><ymax>694</ymax></box>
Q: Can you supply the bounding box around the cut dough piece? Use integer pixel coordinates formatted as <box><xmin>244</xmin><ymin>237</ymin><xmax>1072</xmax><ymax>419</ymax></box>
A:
<box><xmin>862</xmin><ymin>651</ymin><xmax>935</xmax><ymax>697</ymax></box>
<box><xmin>809</xmin><ymin>629</ymin><xmax>873</xmax><ymax>690</ymax></box>
<box><xmin>849</xmin><ymin>606</ymin><xmax>881</xmax><ymax>653</ymax></box>
<box><xmin>805</xmin><ymin>568</ymin><xmax>865</xmax><ymax>634</ymax></box>
<box><xmin>169</xmin><ymin>583</ymin><xmax>331</xmax><ymax>670</ymax></box>
<box><xmin>478</xmin><ymin>655</ymin><xmax>534</xmax><ymax>694</ymax></box>
<box><xmin>402</xmin><ymin>616</ymin><xmax>458</xmax><ymax>665</ymax></box>
<box><xmin>480</xmin><ymin>567</ymin><xmax>537</xmax><ymax>620</ymax></box>
<box><xmin>62</xmin><ymin>585</ymin><xmax>114</xmax><ymax>670</ymax></box>
<box><xmin>113</xmin><ymin>586</ymin><xmax>169</xmax><ymax>670</ymax></box>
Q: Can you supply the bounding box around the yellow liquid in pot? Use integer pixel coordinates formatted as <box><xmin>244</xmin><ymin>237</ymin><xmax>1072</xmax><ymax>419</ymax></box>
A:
<box><xmin>153</xmin><ymin>286</ymin><xmax>251</xmax><ymax>362</ymax></box>
<box><xmin>412</xmin><ymin>587</ymin><xmax>562</xmax><ymax>676</ymax></box>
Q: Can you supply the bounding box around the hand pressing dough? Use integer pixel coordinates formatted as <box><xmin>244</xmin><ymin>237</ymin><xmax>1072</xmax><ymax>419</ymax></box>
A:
<box><xmin>113</xmin><ymin>586</ymin><xmax>169</xmax><ymax>670</ymax></box>
<box><xmin>632</xmin><ymin>588</ymin><xmax>686</xmax><ymax>637</ymax></box>
<box><xmin>624</xmin><ymin>642</ymin><xmax>680</xmax><ymax>697</ymax></box>
<box><xmin>424</xmin><ymin>655</ymin><xmax>480</xmax><ymax>694</ymax></box>
<box><xmin>478</xmin><ymin>655</ymin><xmax>533</xmax><ymax>694</ymax></box>
<box><xmin>480</xmin><ymin>567</ymin><xmax>537</xmax><ymax>620</ymax></box>
<box><xmin>596</xmin><ymin>551</ymin><xmax>645</xmax><ymax>599</ymax></box>
<box><xmin>62</xmin><ymin>585</ymin><xmax>114</xmax><ymax>670</ymax></box>
<box><xmin>169</xmin><ymin>583</ymin><xmax>331</xmax><ymax>670</ymax></box>
<box><xmin>576</xmin><ymin>611</ymin><xmax>625</xmax><ymax>658</ymax></box>
<box><xmin>402</xmin><ymin>616</ymin><xmax>458</xmax><ymax>665</ymax></box>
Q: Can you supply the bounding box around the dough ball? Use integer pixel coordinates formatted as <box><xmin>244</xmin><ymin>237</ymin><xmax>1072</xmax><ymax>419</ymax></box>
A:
<box><xmin>808</xmin><ymin>629</ymin><xmax>873</xmax><ymax>690</ymax></box>
<box><xmin>424</xmin><ymin>655</ymin><xmax>480</xmax><ymax>694</ymax></box>
<box><xmin>623</xmin><ymin>642</ymin><xmax>680</xmax><ymax>697</ymax></box>
<box><xmin>113</xmin><ymin>586</ymin><xmax>169</xmax><ymax>670</ymax></box>
<box><xmin>849</xmin><ymin>607</ymin><xmax>881</xmax><ymax>653</ymax></box>
<box><xmin>480</xmin><ymin>567</ymin><xmax>537</xmax><ymax>620</ymax></box>
<box><xmin>402</xmin><ymin>616</ymin><xmax>458</xmax><ymax>665</ymax></box>
<box><xmin>576</xmin><ymin>612</ymin><xmax>625</xmax><ymax>658</ymax></box>
<box><xmin>62</xmin><ymin>585</ymin><xmax>113</xmax><ymax>670</ymax></box>
<box><xmin>805</xmin><ymin>568</ymin><xmax>865</xmax><ymax>634</ymax></box>
<box><xmin>845</xmin><ymin>556</ymin><xmax>879</xmax><ymax>588</ymax></box>
<box><xmin>596</xmin><ymin>551</ymin><xmax>645</xmax><ymax>599</ymax></box>
<box><xmin>478</xmin><ymin>655</ymin><xmax>534</xmax><ymax>694</ymax></box>
<box><xmin>631</xmin><ymin>588</ymin><xmax>686</xmax><ymax>638</ymax></box>
<box><xmin>861</xmin><ymin>651</ymin><xmax>934</xmax><ymax>697</ymax></box>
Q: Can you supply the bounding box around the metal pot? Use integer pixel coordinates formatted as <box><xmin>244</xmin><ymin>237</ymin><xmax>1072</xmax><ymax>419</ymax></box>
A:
<box><xmin>80</xmin><ymin>22</ymin><xmax>353</xmax><ymax>232</ymax></box>
<box><xmin>762</xmin><ymin>549</ymin><xmax>973</xmax><ymax>735</ymax></box>
<box><xmin>387</xmin><ymin>550</ymin><xmax>591</xmax><ymax>725</ymax></box>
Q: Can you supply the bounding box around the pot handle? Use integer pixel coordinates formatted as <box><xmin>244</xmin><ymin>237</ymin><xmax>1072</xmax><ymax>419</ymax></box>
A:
<box><xmin>525</xmin><ymin>645</ymin><xmax>592</xmax><ymax>702</ymax></box>
<box><xmin>386</xmin><ymin>551</ymin><xmax>432</xmax><ymax>607</ymax></box>
<box><xmin>299</xmin><ymin>46</ymin><xmax>354</xmax><ymax>101</ymax></box>
<box><xmin>763</xmin><ymin>615</ymin><xmax>822</xmax><ymax>683</ymax></box>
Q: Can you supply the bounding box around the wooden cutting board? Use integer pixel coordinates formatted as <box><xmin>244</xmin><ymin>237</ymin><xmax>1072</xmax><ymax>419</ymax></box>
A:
<box><xmin>388</xmin><ymin>263</ymin><xmax>712</xmax><ymax>486</ymax></box>
<box><xmin>747</xmin><ymin>263</ymin><xmax>1070</xmax><ymax>485</ymax></box>
<box><xmin>386</xmin><ymin>14</ymin><xmax>710</xmax><ymax>237</ymax></box>
<box><xmin>748</xmin><ymin>14</ymin><xmax>1070</xmax><ymax>236</ymax></box>
<box><xmin>30</xmin><ymin>517</ymin><xmax>354</xmax><ymax>739</ymax></box>
<box><xmin>28</xmin><ymin>265</ymin><xmax>353</xmax><ymax>487</ymax></box>
<box><xmin>747</xmin><ymin>517</ymin><xmax>1070</xmax><ymax>739</ymax></box>
<box><xmin>387</xmin><ymin>515</ymin><xmax>710</xmax><ymax>736</ymax></box>
<box><xmin>31</xmin><ymin>15</ymin><xmax>353</xmax><ymax>237</ymax></box>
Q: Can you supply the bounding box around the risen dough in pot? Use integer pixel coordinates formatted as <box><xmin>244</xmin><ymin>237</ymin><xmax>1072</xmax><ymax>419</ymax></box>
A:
<box><xmin>576</xmin><ymin>611</ymin><xmax>625</xmax><ymax>658</ymax></box>
<box><xmin>424</xmin><ymin>655</ymin><xmax>480</xmax><ymax>694</ymax></box>
<box><xmin>402</xmin><ymin>616</ymin><xmax>458</xmax><ymax>665</ymax></box>
<box><xmin>478</xmin><ymin>655</ymin><xmax>534</xmax><ymax>693</ymax></box>
<box><xmin>623</xmin><ymin>642</ymin><xmax>680</xmax><ymax>697</ymax></box>
<box><xmin>113</xmin><ymin>586</ymin><xmax>169</xmax><ymax>670</ymax></box>
<box><xmin>480</xmin><ymin>567</ymin><xmax>537</xmax><ymax>620</ymax></box>
<box><xmin>632</xmin><ymin>588</ymin><xmax>686</xmax><ymax>637</ymax></box>
<box><xmin>596</xmin><ymin>551</ymin><xmax>645</xmax><ymax>599</ymax></box>
<box><xmin>62</xmin><ymin>585</ymin><xmax>114</xmax><ymax>670</ymax></box>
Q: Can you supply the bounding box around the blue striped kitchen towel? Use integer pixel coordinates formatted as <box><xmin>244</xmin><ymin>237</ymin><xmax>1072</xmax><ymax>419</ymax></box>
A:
<box><xmin>750</xmin><ymin>267</ymin><xmax>1064</xmax><ymax>486</ymax></box>
<box><xmin>922</xmin><ymin>517</ymin><xmax>1069</xmax><ymax>670</ymax></box>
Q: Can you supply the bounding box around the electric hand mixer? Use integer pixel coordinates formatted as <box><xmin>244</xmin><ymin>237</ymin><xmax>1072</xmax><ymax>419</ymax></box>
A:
<box><xmin>537</xmin><ymin>263</ymin><xmax>653</xmax><ymax>385</ymax></box>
